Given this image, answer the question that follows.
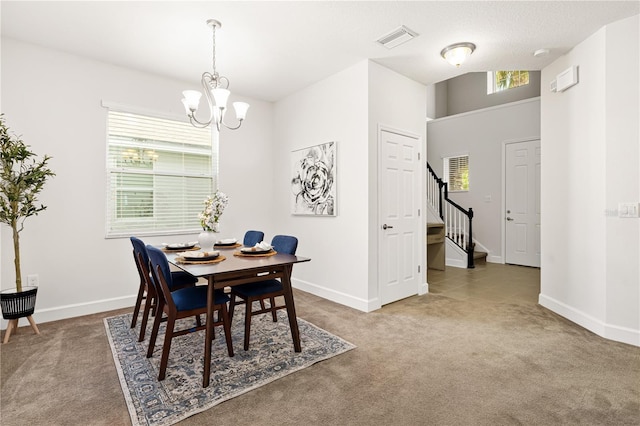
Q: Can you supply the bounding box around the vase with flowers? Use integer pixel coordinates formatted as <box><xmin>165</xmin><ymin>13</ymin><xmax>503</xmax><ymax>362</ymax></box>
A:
<box><xmin>197</xmin><ymin>190</ymin><xmax>228</xmax><ymax>251</ymax></box>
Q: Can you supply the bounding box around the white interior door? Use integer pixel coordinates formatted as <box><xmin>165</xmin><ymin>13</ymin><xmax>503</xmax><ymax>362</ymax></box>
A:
<box><xmin>379</xmin><ymin>129</ymin><xmax>421</xmax><ymax>305</ymax></box>
<box><xmin>505</xmin><ymin>139</ymin><xmax>541</xmax><ymax>267</ymax></box>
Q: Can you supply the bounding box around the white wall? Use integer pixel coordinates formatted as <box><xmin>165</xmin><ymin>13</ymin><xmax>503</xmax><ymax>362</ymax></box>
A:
<box><xmin>273</xmin><ymin>61</ymin><xmax>370</xmax><ymax>310</ymax></box>
<box><xmin>426</xmin><ymin>98</ymin><xmax>541</xmax><ymax>263</ymax></box>
<box><xmin>273</xmin><ymin>60</ymin><xmax>426</xmax><ymax>312</ymax></box>
<box><xmin>604</xmin><ymin>14</ymin><xmax>640</xmax><ymax>339</ymax></box>
<box><xmin>367</xmin><ymin>62</ymin><xmax>428</xmax><ymax>301</ymax></box>
<box><xmin>0</xmin><ymin>39</ymin><xmax>274</xmax><ymax>325</ymax></box>
<box><xmin>442</xmin><ymin>72</ymin><xmax>541</xmax><ymax>117</ymax></box>
<box><xmin>540</xmin><ymin>15</ymin><xmax>639</xmax><ymax>346</ymax></box>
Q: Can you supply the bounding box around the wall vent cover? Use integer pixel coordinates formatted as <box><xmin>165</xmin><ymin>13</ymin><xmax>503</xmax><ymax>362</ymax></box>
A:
<box><xmin>376</xmin><ymin>25</ymin><xmax>418</xmax><ymax>49</ymax></box>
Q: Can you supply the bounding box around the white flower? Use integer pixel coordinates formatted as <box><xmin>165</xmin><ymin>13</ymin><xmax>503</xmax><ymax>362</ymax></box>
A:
<box><xmin>199</xmin><ymin>190</ymin><xmax>229</xmax><ymax>231</ymax></box>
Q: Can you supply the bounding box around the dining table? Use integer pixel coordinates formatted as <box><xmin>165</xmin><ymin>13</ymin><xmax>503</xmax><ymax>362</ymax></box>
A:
<box><xmin>162</xmin><ymin>245</ymin><xmax>311</xmax><ymax>387</ymax></box>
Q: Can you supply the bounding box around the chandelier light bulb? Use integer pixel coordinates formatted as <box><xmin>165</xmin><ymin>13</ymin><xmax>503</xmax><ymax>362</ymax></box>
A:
<box><xmin>233</xmin><ymin>102</ymin><xmax>250</xmax><ymax>121</ymax></box>
<box><xmin>182</xmin><ymin>90</ymin><xmax>202</xmax><ymax>112</ymax></box>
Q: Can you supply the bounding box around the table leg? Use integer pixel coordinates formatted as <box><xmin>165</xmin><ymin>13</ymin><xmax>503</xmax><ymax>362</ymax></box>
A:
<box><xmin>203</xmin><ymin>276</ymin><xmax>214</xmax><ymax>388</ymax></box>
<box><xmin>281</xmin><ymin>265</ymin><xmax>301</xmax><ymax>352</ymax></box>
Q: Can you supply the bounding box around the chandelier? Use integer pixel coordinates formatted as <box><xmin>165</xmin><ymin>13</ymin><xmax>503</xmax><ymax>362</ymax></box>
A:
<box><xmin>182</xmin><ymin>19</ymin><xmax>249</xmax><ymax>131</ymax></box>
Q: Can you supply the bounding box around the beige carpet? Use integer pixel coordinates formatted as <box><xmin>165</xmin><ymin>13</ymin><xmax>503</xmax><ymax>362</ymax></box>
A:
<box><xmin>2</xmin><ymin>284</ymin><xmax>639</xmax><ymax>425</ymax></box>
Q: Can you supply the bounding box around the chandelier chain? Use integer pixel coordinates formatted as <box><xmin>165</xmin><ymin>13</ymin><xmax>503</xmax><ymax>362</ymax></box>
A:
<box><xmin>211</xmin><ymin>23</ymin><xmax>217</xmax><ymax>82</ymax></box>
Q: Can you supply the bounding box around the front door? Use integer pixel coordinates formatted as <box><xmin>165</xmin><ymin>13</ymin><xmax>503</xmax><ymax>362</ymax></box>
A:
<box><xmin>379</xmin><ymin>129</ymin><xmax>421</xmax><ymax>305</ymax></box>
<box><xmin>505</xmin><ymin>139</ymin><xmax>541</xmax><ymax>267</ymax></box>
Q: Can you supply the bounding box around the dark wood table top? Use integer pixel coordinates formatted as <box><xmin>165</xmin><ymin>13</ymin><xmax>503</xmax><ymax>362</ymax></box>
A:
<box><xmin>163</xmin><ymin>250</ymin><xmax>310</xmax><ymax>278</ymax></box>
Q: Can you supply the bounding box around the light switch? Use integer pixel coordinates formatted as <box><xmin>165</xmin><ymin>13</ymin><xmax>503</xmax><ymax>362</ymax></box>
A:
<box><xmin>618</xmin><ymin>202</ymin><xmax>639</xmax><ymax>218</ymax></box>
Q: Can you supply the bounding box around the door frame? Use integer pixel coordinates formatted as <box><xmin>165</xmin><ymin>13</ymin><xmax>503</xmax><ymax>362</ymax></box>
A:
<box><xmin>377</xmin><ymin>124</ymin><xmax>427</xmax><ymax>308</ymax></box>
<box><xmin>501</xmin><ymin>136</ymin><xmax>541</xmax><ymax>265</ymax></box>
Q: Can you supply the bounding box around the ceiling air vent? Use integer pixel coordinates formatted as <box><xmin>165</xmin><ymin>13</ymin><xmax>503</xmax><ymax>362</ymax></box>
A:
<box><xmin>376</xmin><ymin>25</ymin><xmax>418</xmax><ymax>49</ymax></box>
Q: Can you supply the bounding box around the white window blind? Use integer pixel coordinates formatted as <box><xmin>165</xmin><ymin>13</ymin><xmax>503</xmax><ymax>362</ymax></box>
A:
<box><xmin>443</xmin><ymin>155</ymin><xmax>469</xmax><ymax>192</ymax></box>
<box><xmin>106</xmin><ymin>110</ymin><xmax>213</xmax><ymax>237</ymax></box>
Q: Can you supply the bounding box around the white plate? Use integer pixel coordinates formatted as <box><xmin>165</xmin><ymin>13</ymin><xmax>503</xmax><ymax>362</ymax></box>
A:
<box><xmin>165</xmin><ymin>242</ymin><xmax>196</xmax><ymax>250</ymax></box>
<box><xmin>180</xmin><ymin>250</ymin><xmax>220</xmax><ymax>260</ymax></box>
<box><xmin>216</xmin><ymin>238</ymin><xmax>237</xmax><ymax>245</ymax></box>
<box><xmin>240</xmin><ymin>247</ymin><xmax>272</xmax><ymax>255</ymax></box>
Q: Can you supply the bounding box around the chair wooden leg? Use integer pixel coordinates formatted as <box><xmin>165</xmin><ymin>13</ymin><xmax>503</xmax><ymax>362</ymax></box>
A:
<box><xmin>270</xmin><ymin>297</ymin><xmax>278</xmax><ymax>322</ymax></box>
<box><xmin>147</xmin><ymin>301</ymin><xmax>164</xmax><ymax>358</ymax></box>
<box><xmin>3</xmin><ymin>319</ymin><xmax>18</xmax><ymax>344</ymax></box>
<box><xmin>244</xmin><ymin>297</ymin><xmax>253</xmax><ymax>351</ymax></box>
<box><xmin>228</xmin><ymin>295</ymin><xmax>236</xmax><ymax>321</ymax></box>
<box><xmin>131</xmin><ymin>282</ymin><xmax>146</xmax><ymax>328</ymax></box>
<box><xmin>26</xmin><ymin>316</ymin><xmax>40</xmax><ymax>335</ymax></box>
<box><xmin>138</xmin><ymin>294</ymin><xmax>154</xmax><ymax>342</ymax></box>
<box><xmin>220</xmin><ymin>305</ymin><xmax>234</xmax><ymax>357</ymax></box>
<box><xmin>158</xmin><ymin>317</ymin><xmax>175</xmax><ymax>381</ymax></box>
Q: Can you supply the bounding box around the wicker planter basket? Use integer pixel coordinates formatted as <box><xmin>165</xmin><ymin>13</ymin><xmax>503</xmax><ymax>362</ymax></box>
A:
<box><xmin>1</xmin><ymin>286</ymin><xmax>38</xmax><ymax>320</ymax></box>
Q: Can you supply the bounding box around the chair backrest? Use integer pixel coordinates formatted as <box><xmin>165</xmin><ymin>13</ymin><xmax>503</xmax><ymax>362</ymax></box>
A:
<box><xmin>130</xmin><ymin>236</ymin><xmax>152</xmax><ymax>288</ymax></box>
<box><xmin>130</xmin><ymin>236</ymin><xmax>150</xmax><ymax>268</ymax></box>
<box><xmin>243</xmin><ymin>230</ymin><xmax>265</xmax><ymax>247</ymax></box>
<box><xmin>146</xmin><ymin>245</ymin><xmax>175</xmax><ymax>309</ymax></box>
<box><xmin>271</xmin><ymin>235</ymin><xmax>298</xmax><ymax>255</ymax></box>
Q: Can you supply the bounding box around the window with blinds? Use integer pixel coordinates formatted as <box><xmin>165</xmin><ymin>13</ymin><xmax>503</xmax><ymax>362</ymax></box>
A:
<box><xmin>443</xmin><ymin>155</ymin><xmax>469</xmax><ymax>192</ymax></box>
<box><xmin>106</xmin><ymin>110</ymin><xmax>213</xmax><ymax>237</ymax></box>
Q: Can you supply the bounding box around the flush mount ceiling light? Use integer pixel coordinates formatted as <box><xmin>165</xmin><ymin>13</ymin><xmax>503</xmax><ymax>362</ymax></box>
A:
<box><xmin>440</xmin><ymin>42</ymin><xmax>476</xmax><ymax>67</ymax></box>
<box><xmin>182</xmin><ymin>19</ymin><xmax>249</xmax><ymax>131</ymax></box>
<box><xmin>534</xmin><ymin>48</ymin><xmax>550</xmax><ymax>58</ymax></box>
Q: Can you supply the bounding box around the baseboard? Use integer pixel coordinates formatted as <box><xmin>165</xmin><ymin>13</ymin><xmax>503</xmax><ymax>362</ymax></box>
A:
<box><xmin>539</xmin><ymin>294</ymin><xmax>640</xmax><ymax>347</ymax></box>
<box><xmin>1</xmin><ymin>295</ymin><xmax>137</xmax><ymax>330</ymax></box>
<box><xmin>445</xmin><ymin>258</ymin><xmax>466</xmax><ymax>268</ymax></box>
<box><xmin>292</xmin><ymin>278</ymin><xmax>379</xmax><ymax>312</ymax></box>
<box><xmin>487</xmin><ymin>255</ymin><xmax>503</xmax><ymax>264</ymax></box>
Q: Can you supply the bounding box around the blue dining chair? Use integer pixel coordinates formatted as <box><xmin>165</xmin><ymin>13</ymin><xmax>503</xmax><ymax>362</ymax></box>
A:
<box><xmin>129</xmin><ymin>237</ymin><xmax>198</xmax><ymax>342</ymax></box>
<box><xmin>146</xmin><ymin>245</ymin><xmax>234</xmax><ymax>381</ymax></box>
<box><xmin>229</xmin><ymin>235</ymin><xmax>298</xmax><ymax>350</ymax></box>
<box><xmin>243</xmin><ymin>230</ymin><xmax>264</xmax><ymax>247</ymax></box>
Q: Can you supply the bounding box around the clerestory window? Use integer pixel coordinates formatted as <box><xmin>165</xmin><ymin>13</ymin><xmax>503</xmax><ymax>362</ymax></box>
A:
<box><xmin>487</xmin><ymin>70</ymin><xmax>530</xmax><ymax>94</ymax></box>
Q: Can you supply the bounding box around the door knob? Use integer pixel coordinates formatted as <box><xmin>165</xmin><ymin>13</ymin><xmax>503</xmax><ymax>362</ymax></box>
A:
<box><xmin>506</xmin><ymin>217</ymin><xmax>514</xmax><ymax>221</ymax></box>
<box><xmin>382</xmin><ymin>224</ymin><xmax>394</xmax><ymax>230</ymax></box>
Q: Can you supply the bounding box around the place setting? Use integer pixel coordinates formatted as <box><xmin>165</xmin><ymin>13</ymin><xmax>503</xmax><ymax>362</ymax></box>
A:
<box><xmin>161</xmin><ymin>241</ymin><xmax>200</xmax><ymax>252</ymax></box>
<box><xmin>175</xmin><ymin>250</ymin><xmax>226</xmax><ymax>265</ymax></box>
<box><xmin>234</xmin><ymin>241</ymin><xmax>277</xmax><ymax>258</ymax></box>
<box><xmin>214</xmin><ymin>238</ymin><xmax>242</xmax><ymax>249</ymax></box>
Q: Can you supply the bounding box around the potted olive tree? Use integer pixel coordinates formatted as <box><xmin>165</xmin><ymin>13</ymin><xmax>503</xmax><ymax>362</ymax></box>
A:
<box><xmin>0</xmin><ymin>114</ymin><xmax>55</xmax><ymax>342</ymax></box>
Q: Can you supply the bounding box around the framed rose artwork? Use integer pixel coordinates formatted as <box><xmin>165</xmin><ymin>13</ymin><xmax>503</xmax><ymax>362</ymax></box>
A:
<box><xmin>291</xmin><ymin>142</ymin><xmax>336</xmax><ymax>216</ymax></box>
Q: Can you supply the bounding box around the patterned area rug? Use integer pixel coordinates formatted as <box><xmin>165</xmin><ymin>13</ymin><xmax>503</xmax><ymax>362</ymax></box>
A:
<box><xmin>104</xmin><ymin>310</ymin><xmax>355</xmax><ymax>426</ymax></box>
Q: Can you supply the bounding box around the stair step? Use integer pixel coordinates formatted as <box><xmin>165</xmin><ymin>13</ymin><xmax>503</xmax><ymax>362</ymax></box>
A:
<box><xmin>473</xmin><ymin>250</ymin><xmax>487</xmax><ymax>262</ymax></box>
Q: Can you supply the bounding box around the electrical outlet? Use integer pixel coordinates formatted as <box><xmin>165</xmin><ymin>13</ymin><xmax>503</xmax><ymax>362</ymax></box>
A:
<box><xmin>27</xmin><ymin>274</ymin><xmax>39</xmax><ymax>287</ymax></box>
<box><xmin>618</xmin><ymin>202</ymin><xmax>640</xmax><ymax>218</ymax></box>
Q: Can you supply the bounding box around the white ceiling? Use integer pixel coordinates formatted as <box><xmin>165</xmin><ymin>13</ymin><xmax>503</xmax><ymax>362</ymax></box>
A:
<box><xmin>2</xmin><ymin>1</ymin><xmax>639</xmax><ymax>102</ymax></box>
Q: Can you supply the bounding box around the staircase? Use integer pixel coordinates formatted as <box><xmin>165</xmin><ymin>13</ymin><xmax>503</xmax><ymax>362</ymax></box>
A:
<box><xmin>427</xmin><ymin>163</ymin><xmax>483</xmax><ymax>269</ymax></box>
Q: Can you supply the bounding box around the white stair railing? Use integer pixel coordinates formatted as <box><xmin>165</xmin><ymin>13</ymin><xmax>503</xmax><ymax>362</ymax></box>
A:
<box><xmin>426</xmin><ymin>168</ymin><xmax>440</xmax><ymax>214</ymax></box>
<box><xmin>444</xmin><ymin>202</ymin><xmax>468</xmax><ymax>250</ymax></box>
